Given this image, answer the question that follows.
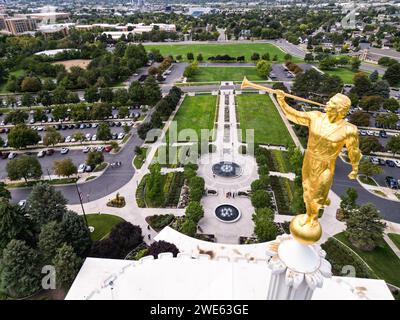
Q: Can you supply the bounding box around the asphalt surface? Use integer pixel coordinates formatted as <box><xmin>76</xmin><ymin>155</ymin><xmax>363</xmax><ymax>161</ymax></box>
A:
<box><xmin>332</xmin><ymin>159</ymin><xmax>400</xmax><ymax>222</ymax></box>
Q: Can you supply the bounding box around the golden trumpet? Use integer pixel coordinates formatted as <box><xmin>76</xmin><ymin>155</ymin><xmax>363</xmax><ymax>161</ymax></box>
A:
<box><xmin>240</xmin><ymin>77</ymin><xmax>326</xmax><ymax>108</ymax></box>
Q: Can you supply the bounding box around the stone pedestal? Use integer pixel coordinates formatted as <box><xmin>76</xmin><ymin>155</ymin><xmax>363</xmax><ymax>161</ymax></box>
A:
<box><xmin>266</xmin><ymin>234</ymin><xmax>332</xmax><ymax>300</ymax></box>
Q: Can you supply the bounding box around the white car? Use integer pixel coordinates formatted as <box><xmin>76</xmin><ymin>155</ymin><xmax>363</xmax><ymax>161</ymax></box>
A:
<box><xmin>96</xmin><ymin>146</ymin><xmax>104</xmax><ymax>152</ymax></box>
<box><xmin>370</xmin><ymin>157</ymin><xmax>379</xmax><ymax>165</ymax></box>
<box><xmin>91</xmin><ymin>135</ymin><xmax>97</xmax><ymax>141</ymax></box>
<box><xmin>37</xmin><ymin>150</ymin><xmax>45</xmax><ymax>158</ymax></box>
<box><xmin>373</xmin><ymin>131</ymin><xmax>379</xmax><ymax>137</ymax></box>
<box><xmin>8</xmin><ymin>152</ymin><xmax>17</xmax><ymax>159</ymax></box>
<box><xmin>65</xmin><ymin>136</ymin><xmax>72</xmax><ymax>143</ymax></box>
<box><xmin>83</xmin><ymin>146</ymin><xmax>90</xmax><ymax>153</ymax></box>
<box><xmin>18</xmin><ymin>200</ymin><xmax>26</xmax><ymax>209</ymax></box>
<box><xmin>118</xmin><ymin>133</ymin><xmax>125</xmax><ymax>140</ymax></box>
<box><xmin>77</xmin><ymin>163</ymin><xmax>86</xmax><ymax>173</ymax></box>
<box><xmin>92</xmin><ymin>123</ymin><xmax>98</xmax><ymax>128</ymax></box>
<box><xmin>85</xmin><ymin>133</ymin><xmax>92</xmax><ymax>140</ymax></box>
<box><xmin>37</xmin><ymin>126</ymin><xmax>44</xmax><ymax>131</ymax></box>
<box><xmin>394</xmin><ymin>159</ymin><xmax>400</xmax><ymax>168</ymax></box>
<box><xmin>367</xmin><ymin>130</ymin><xmax>374</xmax><ymax>136</ymax></box>
<box><xmin>359</xmin><ymin>130</ymin><xmax>367</xmax><ymax>136</ymax></box>
<box><xmin>29</xmin><ymin>119</ymin><xmax>35</xmax><ymax>124</ymax></box>
<box><xmin>60</xmin><ymin>148</ymin><xmax>69</xmax><ymax>154</ymax></box>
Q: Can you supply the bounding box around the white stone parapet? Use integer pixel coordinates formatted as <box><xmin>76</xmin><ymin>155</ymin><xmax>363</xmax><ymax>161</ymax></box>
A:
<box><xmin>266</xmin><ymin>234</ymin><xmax>332</xmax><ymax>300</ymax></box>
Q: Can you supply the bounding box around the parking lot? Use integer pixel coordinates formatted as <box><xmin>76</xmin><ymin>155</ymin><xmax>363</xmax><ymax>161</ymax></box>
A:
<box><xmin>270</xmin><ymin>63</ymin><xmax>315</xmax><ymax>82</ymax></box>
<box><xmin>0</xmin><ymin>126</ymin><xmax>138</xmax><ymax>180</ymax></box>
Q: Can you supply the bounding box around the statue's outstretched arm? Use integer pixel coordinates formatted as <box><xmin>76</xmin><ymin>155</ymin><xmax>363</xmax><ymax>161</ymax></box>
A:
<box><xmin>346</xmin><ymin>127</ymin><xmax>362</xmax><ymax>180</ymax></box>
<box><xmin>275</xmin><ymin>90</ymin><xmax>311</xmax><ymax>127</ymax></box>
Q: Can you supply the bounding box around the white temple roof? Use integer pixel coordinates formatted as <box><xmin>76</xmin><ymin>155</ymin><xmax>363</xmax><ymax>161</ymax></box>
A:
<box><xmin>65</xmin><ymin>228</ymin><xmax>394</xmax><ymax>300</ymax></box>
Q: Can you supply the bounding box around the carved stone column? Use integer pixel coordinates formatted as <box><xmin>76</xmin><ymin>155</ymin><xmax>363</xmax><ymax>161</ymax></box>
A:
<box><xmin>266</xmin><ymin>234</ymin><xmax>332</xmax><ymax>300</ymax></box>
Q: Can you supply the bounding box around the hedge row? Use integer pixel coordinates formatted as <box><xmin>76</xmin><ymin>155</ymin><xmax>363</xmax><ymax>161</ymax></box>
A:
<box><xmin>136</xmin><ymin>174</ymin><xmax>148</xmax><ymax>208</ymax></box>
<box><xmin>164</xmin><ymin>172</ymin><xmax>185</xmax><ymax>207</ymax></box>
<box><xmin>270</xmin><ymin>176</ymin><xmax>293</xmax><ymax>215</ymax></box>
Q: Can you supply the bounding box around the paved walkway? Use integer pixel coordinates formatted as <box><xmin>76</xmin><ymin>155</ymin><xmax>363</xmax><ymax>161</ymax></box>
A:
<box><xmin>384</xmin><ymin>234</ymin><xmax>400</xmax><ymax>259</ymax></box>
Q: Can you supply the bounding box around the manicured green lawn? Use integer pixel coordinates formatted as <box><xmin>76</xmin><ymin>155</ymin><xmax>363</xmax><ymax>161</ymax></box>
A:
<box><xmin>188</xmin><ymin>67</ymin><xmax>264</xmax><ymax>82</ymax></box>
<box><xmin>388</xmin><ymin>233</ymin><xmax>400</xmax><ymax>250</ymax></box>
<box><xmin>86</xmin><ymin>213</ymin><xmax>125</xmax><ymax>241</ymax></box>
<box><xmin>335</xmin><ymin>232</ymin><xmax>400</xmax><ymax>287</ymax></box>
<box><xmin>236</xmin><ymin>94</ymin><xmax>294</xmax><ymax>147</ymax></box>
<box><xmin>171</xmin><ymin>95</ymin><xmax>217</xmax><ymax>142</ymax></box>
<box><xmin>324</xmin><ymin>67</ymin><xmax>370</xmax><ymax>84</ymax></box>
<box><xmin>144</xmin><ymin>43</ymin><xmax>299</xmax><ymax>63</ymax></box>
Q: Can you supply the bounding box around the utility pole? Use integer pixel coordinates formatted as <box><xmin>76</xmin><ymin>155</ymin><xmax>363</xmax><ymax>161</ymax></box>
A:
<box><xmin>74</xmin><ymin>181</ymin><xmax>89</xmax><ymax>228</ymax></box>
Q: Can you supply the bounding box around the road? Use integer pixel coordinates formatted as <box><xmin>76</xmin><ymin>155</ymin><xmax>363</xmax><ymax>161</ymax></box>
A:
<box><xmin>332</xmin><ymin>159</ymin><xmax>400</xmax><ymax>222</ymax></box>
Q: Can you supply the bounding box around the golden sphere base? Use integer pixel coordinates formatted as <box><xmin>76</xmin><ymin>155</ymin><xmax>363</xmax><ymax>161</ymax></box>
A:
<box><xmin>289</xmin><ymin>214</ymin><xmax>322</xmax><ymax>245</ymax></box>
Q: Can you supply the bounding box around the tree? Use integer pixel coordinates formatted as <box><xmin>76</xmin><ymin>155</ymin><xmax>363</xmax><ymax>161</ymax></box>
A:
<box><xmin>352</xmin><ymin>72</ymin><xmax>372</xmax><ymax>97</ymax></box>
<box><xmin>99</xmin><ymin>87</ymin><xmax>113</xmax><ymax>102</ymax></box>
<box><xmin>38</xmin><ymin>221</ymin><xmax>65</xmax><ymax>263</ymax></box>
<box><xmin>143</xmin><ymin>75</ymin><xmax>161</xmax><ymax>106</ymax></box>
<box><xmin>43</xmin><ymin>127</ymin><xmax>62</xmax><ymax>146</ymax></box>
<box><xmin>53</xmin><ymin>244</ymin><xmax>82</xmax><ymax>290</ymax></box>
<box><xmin>383</xmin><ymin>63</ymin><xmax>400</xmax><ymax>86</ymax></box>
<box><xmin>73</xmin><ymin>131</ymin><xmax>85</xmax><ymax>144</ymax></box>
<box><xmin>369</xmin><ymin>70</ymin><xmax>379</xmax><ymax>82</ymax></box>
<box><xmin>256</xmin><ymin>60</ymin><xmax>272</xmax><ymax>79</ymax></box>
<box><xmin>21</xmin><ymin>76</ymin><xmax>42</xmax><ymax>92</ymax></box>
<box><xmin>6</xmin><ymin>155</ymin><xmax>42</xmax><ymax>183</ymax></box>
<box><xmin>340</xmin><ymin>188</ymin><xmax>358</xmax><ymax>220</ymax></box>
<box><xmin>0</xmin><ymin>200</ymin><xmax>28</xmax><ymax>250</ymax></box>
<box><xmin>359</xmin><ymin>136</ymin><xmax>383</xmax><ymax>154</ymax></box>
<box><xmin>350</xmin><ymin>57</ymin><xmax>361</xmax><ymax>72</ymax></box>
<box><xmin>185</xmin><ymin>201</ymin><xmax>204</xmax><ymax>224</ymax></box>
<box><xmin>359</xmin><ymin>96</ymin><xmax>383</xmax><ymax>112</ymax></box>
<box><xmin>186</xmin><ymin>52</ymin><xmax>194</xmax><ymax>61</ymax></box>
<box><xmin>386</xmin><ymin>135</ymin><xmax>400</xmax><ymax>155</ymax></box>
<box><xmin>319</xmin><ymin>56</ymin><xmax>337</xmax><ymax>70</ymax></box>
<box><xmin>91</xmin><ymin>222</ymin><xmax>142</xmax><ymax>259</ymax></box>
<box><xmin>96</xmin><ymin>122</ymin><xmax>112</xmax><ymax>141</ymax></box>
<box><xmin>252</xmin><ymin>207</ymin><xmax>278</xmax><ymax>242</ymax></box>
<box><xmin>53</xmin><ymin>158</ymin><xmax>77</xmax><ymax>178</ymax></box>
<box><xmin>251</xmin><ymin>176</ymin><xmax>270</xmax><ymax>193</ymax></box>
<box><xmin>118</xmin><ymin>106</ymin><xmax>129</xmax><ymax>119</ymax></box>
<box><xmin>26</xmin><ymin>183</ymin><xmax>67</xmax><ymax>226</ymax></box>
<box><xmin>262</xmin><ymin>53</ymin><xmax>270</xmax><ymax>61</ymax></box>
<box><xmin>60</xmin><ymin>211</ymin><xmax>92</xmax><ymax>257</ymax></box>
<box><xmin>113</xmin><ymin>88</ymin><xmax>129</xmax><ymax>105</ymax></box>
<box><xmin>345</xmin><ymin>203</ymin><xmax>385</xmax><ymax>251</ymax></box>
<box><xmin>84</xmin><ymin>86</ymin><xmax>99</xmax><ymax>103</ymax></box>
<box><xmin>371</xmin><ymin>80</ymin><xmax>390</xmax><ymax>99</ymax></box>
<box><xmin>86</xmin><ymin>151</ymin><xmax>104</xmax><ymax>168</ymax></box>
<box><xmin>21</xmin><ymin>93</ymin><xmax>34</xmax><ymax>108</ymax></box>
<box><xmin>359</xmin><ymin>159</ymin><xmax>383</xmax><ymax>178</ymax></box>
<box><xmin>0</xmin><ymin>182</ymin><xmax>11</xmax><ymax>200</ymax></box>
<box><xmin>304</xmin><ymin>53</ymin><xmax>314</xmax><ymax>63</ymax></box>
<box><xmin>251</xmin><ymin>190</ymin><xmax>272</xmax><ymax>209</ymax></box>
<box><xmin>1</xmin><ymin>240</ymin><xmax>41</xmax><ymax>298</ymax></box>
<box><xmin>5</xmin><ymin>110</ymin><xmax>28</xmax><ymax>125</ymax></box>
<box><xmin>284</xmin><ymin>53</ymin><xmax>293</xmax><ymax>61</ymax></box>
<box><xmin>129</xmin><ymin>81</ymin><xmax>144</xmax><ymax>106</ymax></box>
<box><xmin>7</xmin><ymin>124</ymin><xmax>40</xmax><ymax>149</ymax></box>
<box><xmin>180</xmin><ymin>218</ymin><xmax>197</xmax><ymax>237</ymax></box>
<box><xmin>383</xmin><ymin>98</ymin><xmax>399</xmax><ymax>113</ymax></box>
<box><xmin>376</xmin><ymin>113</ymin><xmax>398</xmax><ymax>129</ymax></box>
<box><xmin>349</xmin><ymin>111</ymin><xmax>370</xmax><ymax>126</ymax></box>
<box><xmin>144</xmin><ymin>240</ymin><xmax>179</xmax><ymax>258</ymax></box>
<box><xmin>196</xmin><ymin>53</ymin><xmax>203</xmax><ymax>62</ymax></box>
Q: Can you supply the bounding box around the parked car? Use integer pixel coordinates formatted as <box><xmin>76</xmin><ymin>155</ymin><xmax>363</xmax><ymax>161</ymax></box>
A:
<box><xmin>359</xmin><ymin>130</ymin><xmax>367</xmax><ymax>136</ymax></box>
<box><xmin>46</xmin><ymin>149</ymin><xmax>54</xmax><ymax>156</ymax></box>
<box><xmin>104</xmin><ymin>145</ymin><xmax>113</xmax><ymax>153</ymax></box>
<box><xmin>378</xmin><ymin>158</ymin><xmax>386</xmax><ymax>166</ymax></box>
<box><xmin>65</xmin><ymin>136</ymin><xmax>72</xmax><ymax>143</ymax></box>
<box><xmin>37</xmin><ymin>150</ymin><xmax>45</xmax><ymax>158</ymax></box>
<box><xmin>394</xmin><ymin>160</ymin><xmax>400</xmax><ymax>168</ymax></box>
<box><xmin>85</xmin><ymin>133</ymin><xmax>92</xmax><ymax>141</ymax></box>
<box><xmin>370</xmin><ymin>157</ymin><xmax>379</xmax><ymax>165</ymax></box>
<box><xmin>366</xmin><ymin>130</ymin><xmax>374</xmax><ymax>136</ymax></box>
<box><xmin>97</xmin><ymin>146</ymin><xmax>104</xmax><ymax>152</ymax></box>
<box><xmin>118</xmin><ymin>133</ymin><xmax>125</xmax><ymax>140</ymax></box>
<box><xmin>386</xmin><ymin>160</ymin><xmax>396</xmax><ymax>167</ymax></box>
<box><xmin>379</xmin><ymin>130</ymin><xmax>387</xmax><ymax>138</ymax></box>
<box><xmin>1</xmin><ymin>152</ymin><xmax>10</xmax><ymax>159</ymax></box>
<box><xmin>112</xmin><ymin>133</ymin><xmax>118</xmax><ymax>139</ymax></box>
<box><xmin>18</xmin><ymin>200</ymin><xmax>26</xmax><ymax>209</ymax></box>
<box><xmin>85</xmin><ymin>165</ymin><xmax>93</xmax><ymax>173</ymax></box>
<box><xmin>83</xmin><ymin>146</ymin><xmax>90</xmax><ymax>153</ymax></box>
<box><xmin>385</xmin><ymin>176</ymin><xmax>398</xmax><ymax>189</ymax></box>
<box><xmin>8</xmin><ymin>152</ymin><xmax>17</xmax><ymax>159</ymax></box>
<box><xmin>91</xmin><ymin>135</ymin><xmax>97</xmax><ymax>141</ymax></box>
<box><xmin>60</xmin><ymin>148</ymin><xmax>69</xmax><ymax>154</ymax></box>
<box><xmin>77</xmin><ymin>164</ymin><xmax>86</xmax><ymax>173</ymax></box>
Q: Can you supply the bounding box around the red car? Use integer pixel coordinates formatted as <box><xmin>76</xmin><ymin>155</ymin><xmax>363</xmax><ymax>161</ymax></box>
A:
<box><xmin>104</xmin><ymin>145</ymin><xmax>113</xmax><ymax>153</ymax></box>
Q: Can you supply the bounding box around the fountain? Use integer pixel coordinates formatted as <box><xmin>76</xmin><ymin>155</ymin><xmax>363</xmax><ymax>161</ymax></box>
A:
<box><xmin>215</xmin><ymin>204</ymin><xmax>241</xmax><ymax>223</ymax></box>
<box><xmin>212</xmin><ymin>161</ymin><xmax>242</xmax><ymax>178</ymax></box>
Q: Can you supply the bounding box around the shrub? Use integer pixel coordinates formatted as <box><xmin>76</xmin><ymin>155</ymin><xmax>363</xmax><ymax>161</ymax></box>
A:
<box><xmin>251</xmin><ymin>190</ymin><xmax>272</xmax><ymax>209</ymax></box>
<box><xmin>144</xmin><ymin>240</ymin><xmax>179</xmax><ymax>258</ymax></box>
<box><xmin>107</xmin><ymin>193</ymin><xmax>126</xmax><ymax>208</ymax></box>
<box><xmin>146</xmin><ymin>214</ymin><xmax>174</xmax><ymax>232</ymax></box>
